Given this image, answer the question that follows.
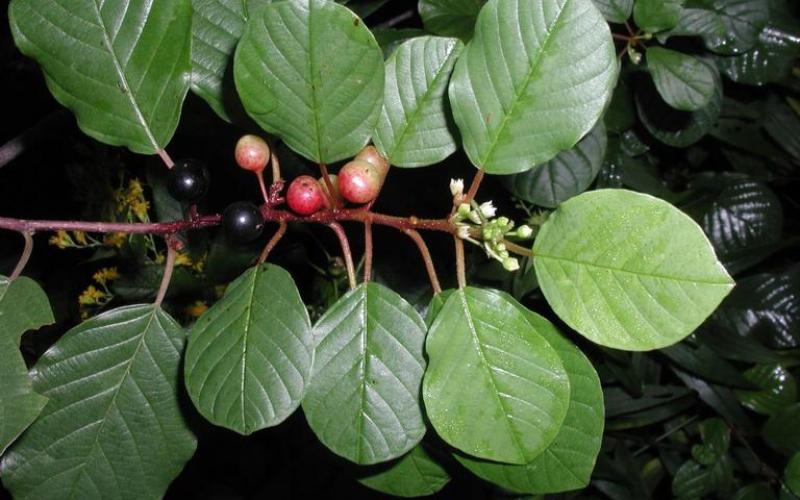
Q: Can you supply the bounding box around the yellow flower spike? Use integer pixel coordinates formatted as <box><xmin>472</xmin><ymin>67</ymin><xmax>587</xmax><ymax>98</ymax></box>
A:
<box><xmin>78</xmin><ymin>285</ymin><xmax>107</xmax><ymax>306</ymax></box>
<box><xmin>103</xmin><ymin>232</ymin><xmax>126</xmax><ymax>248</ymax></box>
<box><xmin>175</xmin><ymin>253</ymin><xmax>193</xmax><ymax>267</ymax></box>
<box><xmin>93</xmin><ymin>267</ymin><xmax>120</xmax><ymax>285</ymax></box>
<box><xmin>185</xmin><ymin>301</ymin><xmax>209</xmax><ymax>318</ymax></box>
<box><xmin>73</xmin><ymin>231</ymin><xmax>88</xmax><ymax>246</ymax></box>
<box><xmin>130</xmin><ymin>199</ymin><xmax>150</xmax><ymax>222</ymax></box>
<box><xmin>49</xmin><ymin>230</ymin><xmax>71</xmax><ymax>249</ymax></box>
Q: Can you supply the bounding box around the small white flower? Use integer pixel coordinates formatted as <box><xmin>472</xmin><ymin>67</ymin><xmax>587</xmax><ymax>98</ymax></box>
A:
<box><xmin>517</xmin><ymin>225</ymin><xmax>533</xmax><ymax>239</ymax></box>
<box><xmin>479</xmin><ymin>201</ymin><xmax>497</xmax><ymax>219</ymax></box>
<box><xmin>502</xmin><ymin>257</ymin><xmax>520</xmax><ymax>272</ymax></box>
<box><xmin>450</xmin><ymin>178</ymin><xmax>464</xmax><ymax>197</ymax></box>
<box><xmin>456</xmin><ymin>224</ymin><xmax>472</xmax><ymax>240</ymax></box>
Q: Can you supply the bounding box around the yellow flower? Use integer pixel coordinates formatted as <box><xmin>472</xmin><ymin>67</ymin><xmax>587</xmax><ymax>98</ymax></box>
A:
<box><xmin>103</xmin><ymin>232</ymin><xmax>126</xmax><ymax>248</ymax></box>
<box><xmin>130</xmin><ymin>199</ymin><xmax>150</xmax><ymax>222</ymax></box>
<box><xmin>175</xmin><ymin>253</ymin><xmax>193</xmax><ymax>267</ymax></box>
<box><xmin>93</xmin><ymin>267</ymin><xmax>120</xmax><ymax>285</ymax></box>
<box><xmin>78</xmin><ymin>285</ymin><xmax>107</xmax><ymax>306</ymax></box>
<box><xmin>49</xmin><ymin>230</ymin><xmax>71</xmax><ymax>249</ymax></box>
<box><xmin>128</xmin><ymin>178</ymin><xmax>144</xmax><ymax>199</ymax></box>
<box><xmin>73</xmin><ymin>231</ymin><xmax>88</xmax><ymax>246</ymax></box>
<box><xmin>191</xmin><ymin>252</ymin><xmax>208</xmax><ymax>273</ymax></box>
<box><xmin>185</xmin><ymin>301</ymin><xmax>209</xmax><ymax>318</ymax></box>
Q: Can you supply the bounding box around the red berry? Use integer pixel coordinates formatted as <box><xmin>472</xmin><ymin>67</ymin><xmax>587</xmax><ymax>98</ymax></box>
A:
<box><xmin>355</xmin><ymin>145</ymin><xmax>389</xmax><ymax>176</ymax></box>
<box><xmin>235</xmin><ymin>135</ymin><xmax>271</xmax><ymax>172</ymax></box>
<box><xmin>287</xmin><ymin>175</ymin><xmax>326</xmax><ymax>215</ymax></box>
<box><xmin>338</xmin><ymin>160</ymin><xmax>383</xmax><ymax>204</ymax></box>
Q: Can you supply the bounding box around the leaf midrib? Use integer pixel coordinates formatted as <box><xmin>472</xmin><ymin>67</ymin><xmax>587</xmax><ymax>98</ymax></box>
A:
<box><xmin>239</xmin><ymin>266</ymin><xmax>261</xmax><ymax>433</ymax></box>
<box><xmin>307</xmin><ymin>0</ymin><xmax>324</xmax><ymax>162</ymax></box>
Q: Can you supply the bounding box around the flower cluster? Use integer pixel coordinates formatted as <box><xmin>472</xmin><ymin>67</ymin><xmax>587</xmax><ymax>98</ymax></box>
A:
<box><xmin>78</xmin><ymin>266</ymin><xmax>120</xmax><ymax>319</ymax></box>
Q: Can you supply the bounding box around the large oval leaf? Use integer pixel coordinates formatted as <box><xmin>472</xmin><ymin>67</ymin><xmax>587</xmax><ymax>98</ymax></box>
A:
<box><xmin>357</xmin><ymin>444</ymin><xmax>451</xmax><ymax>497</ymax></box>
<box><xmin>374</xmin><ymin>36</ymin><xmax>463</xmax><ymax>167</ymax></box>
<box><xmin>1</xmin><ymin>305</ymin><xmax>196</xmax><ymax>500</ymax></box>
<box><xmin>303</xmin><ymin>282</ymin><xmax>427</xmax><ymax>465</ymax></box>
<box><xmin>457</xmin><ymin>304</ymin><xmax>604</xmax><ymax>494</ymax></box>
<box><xmin>9</xmin><ymin>0</ymin><xmax>192</xmax><ymax>154</ymax></box>
<box><xmin>184</xmin><ymin>264</ymin><xmax>312</xmax><ymax>435</ymax></box>
<box><xmin>234</xmin><ymin>0</ymin><xmax>385</xmax><ymax>163</ymax></box>
<box><xmin>647</xmin><ymin>47</ymin><xmax>716</xmax><ymax>112</ymax></box>
<box><xmin>717</xmin><ymin>26</ymin><xmax>800</xmax><ymax>86</ymax></box>
<box><xmin>423</xmin><ymin>288</ymin><xmax>570</xmax><ymax>464</ymax></box>
<box><xmin>418</xmin><ymin>0</ymin><xmax>485</xmax><ymax>40</ymax></box>
<box><xmin>0</xmin><ymin>276</ymin><xmax>53</xmax><ymax>455</ymax></box>
<box><xmin>502</xmin><ymin>122</ymin><xmax>607</xmax><ymax>208</ymax></box>
<box><xmin>690</xmin><ymin>0</ymin><xmax>769</xmax><ymax>55</ymax></box>
<box><xmin>448</xmin><ymin>0</ymin><xmax>617</xmax><ymax>174</ymax></box>
<box><xmin>533</xmin><ymin>189</ymin><xmax>734</xmax><ymax>351</ymax></box>
<box><xmin>592</xmin><ymin>0</ymin><xmax>633</xmax><ymax>23</ymax></box>
<box><xmin>633</xmin><ymin>0</ymin><xmax>683</xmax><ymax>34</ymax></box>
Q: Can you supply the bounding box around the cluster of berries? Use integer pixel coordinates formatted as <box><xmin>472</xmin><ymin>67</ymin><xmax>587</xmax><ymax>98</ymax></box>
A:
<box><xmin>165</xmin><ymin>135</ymin><xmax>389</xmax><ymax>244</ymax></box>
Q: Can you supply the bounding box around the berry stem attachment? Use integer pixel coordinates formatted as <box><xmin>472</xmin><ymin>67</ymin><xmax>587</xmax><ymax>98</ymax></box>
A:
<box><xmin>363</xmin><ymin>220</ymin><xmax>373</xmax><ymax>283</ymax></box>
<box><xmin>464</xmin><ymin>168</ymin><xmax>485</xmax><ymax>205</ymax></box>
<box><xmin>503</xmin><ymin>240</ymin><xmax>533</xmax><ymax>258</ymax></box>
<box><xmin>328</xmin><ymin>222</ymin><xmax>356</xmax><ymax>290</ymax></box>
<box><xmin>257</xmin><ymin>170</ymin><xmax>270</xmax><ymax>205</ymax></box>
<box><xmin>454</xmin><ymin>236</ymin><xmax>467</xmax><ymax>289</ymax></box>
<box><xmin>154</xmin><ymin>237</ymin><xmax>179</xmax><ymax>307</ymax></box>
<box><xmin>157</xmin><ymin>149</ymin><xmax>175</xmax><ymax>169</ymax></box>
<box><xmin>403</xmin><ymin>229</ymin><xmax>442</xmax><ymax>295</ymax></box>
<box><xmin>271</xmin><ymin>151</ymin><xmax>282</xmax><ymax>184</ymax></box>
<box><xmin>318</xmin><ymin>164</ymin><xmax>342</xmax><ymax>209</ymax></box>
<box><xmin>9</xmin><ymin>231</ymin><xmax>34</xmax><ymax>280</ymax></box>
<box><xmin>258</xmin><ymin>222</ymin><xmax>288</xmax><ymax>265</ymax></box>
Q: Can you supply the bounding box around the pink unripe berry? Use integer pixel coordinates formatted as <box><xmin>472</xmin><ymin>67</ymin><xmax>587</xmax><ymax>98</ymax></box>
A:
<box><xmin>355</xmin><ymin>145</ymin><xmax>389</xmax><ymax>176</ymax></box>
<box><xmin>339</xmin><ymin>159</ymin><xmax>383</xmax><ymax>204</ymax></box>
<box><xmin>287</xmin><ymin>175</ymin><xmax>326</xmax><ymax>216</ymax></box>
<box><xmin>235</xmin><ymin>135</ymin><xmax>271</xmax><ymax>172</ymax></box>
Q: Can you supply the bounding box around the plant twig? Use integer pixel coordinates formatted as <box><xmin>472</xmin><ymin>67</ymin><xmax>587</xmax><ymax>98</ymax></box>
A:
<box><xmin>403</xmin><ymin>229</ymin><xmax>442</xmax><ymax>294</ymax></box>
<box><xmin>318</xmin><ymin>163</ymin><xmax>341</xmax><ymax>209</ymax></box>
<box><xmin>376</xmin><ymin>9</ymin><xmax>413</xmax><ymax>28</ymax></box>
<box><xmin>9</xmin><ymin>232</ymin><xmax>34</xmax><ymax>280</ymax></box>
<box><xmin>464</xmin><ymin>168</ymin><xmax>485</xmax><ymax>205</ymax></box>
<box><xmin>271</xmin><ymin>151</ymin><xmax>282</xmax><ymax>184</ymax></box>
<box><xmin>329</xmin><ymin>222</ymin><xmax>356</xmax><ymax>290</ymax></box>
<box><xmin>258</xmin><ymin>222</ymin><xmax>287</xmax><ymax>264</ymax></box>
<box><xmin>454</xmin><ymin>236</ymin><xmax>467</xmax><ymax>289</ymax></box>
<box><xmin>256</xmin><ymin>170</ymin><xmax>270</xmax><ymax>204</ymax></box>
<box><xmin>0</xmin><ymin>215</ymin><xmax>222</xmax><ymax>235</ymax></box>
<box><xmin>504</xmin><ymin>240</ymin><xmax>533</xmax><ymax>258</ymax></box>
<box><xmin>157</xmin><ymin>149</ymin><xmax>175</xmax><ymax>169</ymax></box>
<box><xmin>154</xmin><ymin>238</ymin><xmax>179</xmax><ymax>306</ymax></box>
<box><xmin>363</xmin><ymin>220</ymin><xmax>373</xmax><ymax>282</ymax></box>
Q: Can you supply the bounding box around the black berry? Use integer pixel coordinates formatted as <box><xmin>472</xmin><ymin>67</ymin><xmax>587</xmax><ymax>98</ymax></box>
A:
<box><xmin>167</xmin><ymin>159</ymin><xmax>210</xmax><ymax>203</ymax></box>
<box><xmin>223</xmin><ymin>201</ymin><xmax>264</xmax><ymax>244</ymax></box>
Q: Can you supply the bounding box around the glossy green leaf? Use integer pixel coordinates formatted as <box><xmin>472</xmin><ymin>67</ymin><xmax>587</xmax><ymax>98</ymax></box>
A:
<box><xmin>661</xmin><ymin>343</ymin><xmax>755</xmax><ymax>389</ymax></box>
<box><xmin>303</xmin><ymin>283</ymin><xmax>427</xmax><ymax>465</ymax></box>
<box><xmin>786</xmin><ymin>453</ymin><xmax>800</xmax><ymax>496</ymax></box>
<box><xmin>457</xmin><ymin>305</ymin><xmax>604</xmax><ymax>494</ymax></box>
<box><xmin>647</xmin><ymin>47</ymin><xmax>715</xmax><ymax>112</ymax></box>
<box><xmin>633</xmin><ymin>0</ymin><xmax>684</xmax><ymax>33</ymax></box>
<box><xmin>234</xmin><ymin>0</ymin><xmax>384</xmax><ymax>163</ymax></box>
<box><xmin>763</xmin><ymin>96</ymin><xmax>800</xmax><ymax>163</ymax></box>
<box><xmin>1</xmin><ymin>305</ymin><xmax>196</xmax><ymax>500</ymax></box>
<box><xmin>592</xmin><ymin>0</ymin><xmax>633</xmax><ymax>23</ymax></box>
<box><xmin>534</xmin><ymin>189</ymin><xmax>734</xmax><ymax>351</ymax></box>
<box><xmin>418</xmin><ymin>0</ymin><xmax>485</xmax><ymax>40</ymax></box>
<box><xmin>9</xmin><ymin>0</ymin><xmax>192</xmax><ymax>154</ymax></box>
<box><xmin>191</xmin><ymin>0</ymin><xmax>274</xmax><ymax>122</ymax></box>
<box><xmin>357</xmin><ymin>444</ymin><xmax>450</xmax><ymax>497</ymax></box>
<box><xmin>731</xmin><ymin>482</ymin><xmax>776</xmax><ymax>500</ymax></box>
<box><xmin>372</xmin><ymin>28</ymin><xmax>428</xmax><ymax>57</ymax></box>
<box><xmin>423</xmin><ymin>288</ymin><xmax>570</xmax><ymax>464</ymax></box>
<box><xmin>674</xmin><ymin>368</ymin><xmax>755</xmax><ymax>433</ymax></box>
<box><xmin>374</xmin><ymin>36</ymin><xmax>463</xmax><ymax>167</ymax></box>
<box><xmin>448</xmin><ymin>0</ymin><xmax>617</xmax><ymax>174</ymax></box>
<box><xmin>735</xmin><ymin>364</ymin><xmax>797</xmax><ymax>415</ymax></box>
<box><xmin>692</xmin><ymin>417</ymin><xmax>730</xmax><ymax>465</ymax></box>
<box><xmin>637</xmin><ymin>58</ymin><xmax>723</xmax><ymax>147</ymax></box>
<box><xmin>185</xmin><ymin>264</ymin><xmax>312</xmax><ymax>435</ymax></box>
<box><xmin>502</xmin><ymin>122</ymin><xmax>607</xmax><ymax>208</ymax></box>
<box><xmin>672</xmin><ymin>457</ymin><xmax>733</xmax><ymax>499</ymax></box>
<box><xmin>688</xmin><ymin>0</ymin><xmax>770</xmax><ymax>55</ymax></box>
<box><xmin>604</xmin><ymin>74</ymin><xmax>636</xmax><ymax>133</ymax></box>
<box><xmin>763</xmin><ymin>403</ymin><xmax>800</xmax><ymax>456</ymax></box>
<box><xmin>0</xmin><ymin>276</ymin><xmax>53</xmax><ymax>456</ymax></box>
<box><xmin>717</xmin><ymin>26</ymin><xmax>800</xmax><ymax>85</ymax></box>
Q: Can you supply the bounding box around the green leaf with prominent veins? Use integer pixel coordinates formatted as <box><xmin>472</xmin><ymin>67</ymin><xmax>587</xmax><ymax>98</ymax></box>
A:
<box><xmin>1</xmin><ymin>305</ymin><xmax>196</xmax><ymax>500</ymax></box>
<box><xmin>502</xmin><ymin>122</ymin><xmax>607</xmax><ymax>208</ymax></box>
<box><xmin>9</xmin><ymin>0</ymin><xmax>192</xmax><ymax>154</ymax></box>
<box><xmin>303</xmin><ymin>283</ymin><xmax>427</xmax><ymax>465</ymax></box>
<box><xmin>0</xmin><ymin>276</ymin><xmax>53</xmax><ymax>456</ymax></box>
<box><xmin>457</xmin><ymin>304</ymin><xmax>604</xmax><ymax>494</ymax></box>
<box><xmin>374</xmin><ymin>36</ymin><xmax>463</xmax><ymax>168</ymax></box>
<box><xmin>592</xmin><ymin>0</ymin><xmax>633</xmax><ymax>23</ymax></box>
<box><xmin>533</xmin><ymin>189</ymin><xmax>734</xmax><ymax>351</ymax></box>
<box><xmin>418</xmin><ymin>0</ymin><xmax>485</xmax><ymax>40</ymax></box>
<box><xmin>423</xmin><ymin>288</ymin><xmax>570</xmax><ymax>464</ymax></box>
<box><xmin>687</xmin><ymin>0</ymin><xmax>769</xmax><ymax>55</ymax></box>
<box><xmin>184</xmin><ymin>264</ymin><xmax>313</xmax><ymax>435</ymax></box>
<box><xmin>448</xmin><ymin>0</ymin><xmax>617</xmax><ymax>175</ymax></box>
<box><xmin>647</xmin><ymin>47</ymin><xmax>716</xmax><ymax>112</ymax></box>
<box><xmin>358</xmin><ymin>444</ymin><xmax>451</xmax><ymax>497</ymax></box>
<box><xmin>234</xmin><ymin>0</ymin><xmax>385</xmax><ymax>164</ymax></box>
<box><xmin>633</xmin><ymin>0</ymin><xmax>684</xmax><ymax>33</ymax></box>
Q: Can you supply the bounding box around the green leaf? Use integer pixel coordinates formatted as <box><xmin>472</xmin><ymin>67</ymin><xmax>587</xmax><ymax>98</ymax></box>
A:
<box><xmin>604</xmin><ymin>74</ymin><xmax>636</xmax><ymax>133</ymax></box>
<box><xmin>9</xmin><ymin>0</ymin><xmax>192</xmax><ymax>154</ymax></box>
<box><xmin>534</xmin><ymin>189</ymin><xmax>733</xmax><ymax>351</ymax></box>
<box><xmin>0</xmin><ymin>276</ymin><xmax>53</xmax><ymax>455</ymax></box>
<box><xmin>502</xmin><ymin>122</ymin><xmax>607</xmax><ymax>208</ymax></box>
<box><xmin>372</xmin><ymin>28</ymin><xmax>428</xmax><ymax>57</ymax></box>
<box><xmin>373</xmin><ymin>36</ymin><xmax>463</xmax><ymax>167</ymax></box>
<box><xmin>735</xmin><ymin>364</ymin><xmax>797</xmax><ymax>415</ymax></box>
<box><xmin>763</xmin><ymin>96</ymin><xmax>800</xmax><ymax>163</ymax></box>
<box><xmin>418</xmin><ymin>0</ymin><xmax>485</xmax><ymax>40</ymax></box>
<box><xmin>1</xmin><ymin>305</ymin><xmax>196</xmax><ymax>500</ymax></box>
<box><xmin>696</xmin><ymin>417</ymin><xmax>731</xmax><ymax>463</ymax></box>
<box><xmin>191</xmin><ymin>0</ymin><xmax>274</xmax><ymax>122</ymax></box>
<box><xmin>234</xmin><ymin>0</ymin><xmax>384</xmax><ymax>164</ymax></box>
<box><xmin>422</xmin><ymin>288</ymin><xmax>570</xmax><ymax>464</ymax></box>
<box><xmin>604</xmin><ymin>386</ymin><xmax>696</xmax><ymax>429</ymax></box>
<box><xmin>716</xmin><ymin>26</ymin><xmax>800</xmax><ymax>85</ymax></box>
<box><xmin>672</xmin><ymin>457</ymin><xmax>733</xmax><ymax>499</ymax></box>
<box><xmin>674</xmin><ymin>368</ymin><xmax>755</xmax><ymax>432</ymax></box>
<box><xmin>184</xmin><ymin>264</ymin><xmax>312</xmax><ymax>435</ymax></box>
<box><xmin>357</xmin><ymin>444</ymin><xmax>451</xmax><ymax>497</ymax></box>
<box><xmin>637</xmin><ymin>58</ymin><xmax>723</xmax><ymax>147</ymax></box>
<box><xmin>647</xmin><ymin>47</ymin><xmax>715</xmax><ymax>112</ymax></box>
<box><xmin>763</xmin><ymin>403</ymin><xmax>800</xmax><ymax>456</ymax></box>
<box><xmin>457</xmin><ymin>305</ymin><xmax>604</xmax><ymax>494</ymax></box>
<box><xmin>448</xmin><ymin>0</ymin><xmax>617</xmax><ymax>174</ymax></box>
<box><xmin>592</xmin><ymin>0</ymin><xmax>634</xmax><ymax>23</ymax></box>
<box><xmin>633</xmin><ymin>0</ymin><xmax>684</xmax><ymax>33</ymax></box>
<box><xmin>303</xmin><ymin>283</ymin><xmax>427</xmax><ymax>465</ymax></box>
<box><xmin>661</xmin><ymin>342</ymin><xmax>756</xmax><ymax>389</ymax></box>
<box><xmin>686</xmin><ymin>0</ymin><xmax>770</xmax><ymax>55</ymax></box>
<box><xmin>786</xmin><ymin>453</ymin><xmax>800</xmax><ymax>497</ymax></box>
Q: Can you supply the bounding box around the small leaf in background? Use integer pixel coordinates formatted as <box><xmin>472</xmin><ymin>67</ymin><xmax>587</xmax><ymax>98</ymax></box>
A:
<box><xmin>9</xmin><ymin>0</ymin><xmax>192</xmax><ymax>154</ymax></box>
<box><xmin>592</xmin><ymin>0</ymin><xmax>633</xmax><ymax>23</ymax></box>
<box><xmin>448</xmin><ymin>0</ymin><xmax>617</xmax><ymax>174</ymax></box>
<box><xmin>234</xmin><ymin>0</ymin><xmax>384</xmax><ymax>163</ymax></box>
<box><xmin>763</xmin><ymin>96</ymin><xmax>800</xmax><ymax>163</ymax></box>
<box><xmin>184</xmin><ymin>264</ymin><xmax>312</xmax><ymax>435</ymax></box>
<box><xmin>303</xmin><ymin>283</ymin><xmax>427</xmax><ymax>465</ymax></box>
<box><xmin>661</xmin><ymin>342</ymin><xmax>756</xmax><ymax>389</ymax></box>
<box><xmin>423</xmin><ymin>288</ymin><xmax>570</xmax><ymax>464</ymax></box>
<box><xmin>373</xmin><ymin>36</ymin><xmax>463</xmax><ymax>167</ymax></box>
<box><xmin>786</xmin><ymin>453</ymin><xmax>800</xmax><ymax>496</ymax></box>
<box><xmin>603</xmin><ymin>385</ymin><xmax>695</xmax><ymax>430</ymax></box>
<box><xmin>372</xmin><ymin>28</ymin><xmax>429</xmax><ymax>57</ymax></box>
<box><xmin>672</xmin><ymin>456</ymin><xmax>734</xmax><ymax>499</ymax></box>
<box><xmin>735</xmin><ymin>364</ymin><xmax>797</xmax><ymax>416</ymax></box>
<box><xmin>533</xmin><ymin>189</ymin><xmax>734</xmax><ymax>351</ymax></box>
<box><xmin>418</xmin><ymin>0</ymin><xmax>485</xmax><ymax>40</ymax></box>
<box><xmin>502</xmin><ymin>122</ymin><xmax>607</xmax><ymax>209</ymax></box>
<box><xmin>357</xmin><ymin>444</ymin><xmax>450</xmax><ymax>497</ymax></box>
<box><xmin>0</xmin><ymin>276</ymin><xmax>53</xmax><ymax>455</ymax></box>
<box><xmin>674</xmin><ymin>368</ymin><xmax>755</xmax><ymax>433</ymax></box>
<box><xmin>687</xmin><ymin>0</ymin><xmax>769</xmax><ymax>55</ymax></box>
<box><xmin>647</xmin><ymin>47</ymin><xmax>716</xmax><ymax>112</ymax></box>
<box><xmin>633</xmin><ymin>0</ymin><xmax>684</xmax><ymax>34</ymax></box>
<box><xmin>604</xmin><ymin>74</ymin><xmax>637</xmax><ymax>133</ymax></box>
<box><xmin>1</xmin><ymin>305</ymin><xmax>196</xmax><ymax>500</ymax></box>
<box><xmin>763</xmin><ymin>403</ymin><xmax>800</xmax><ymax>456</ymax></box>
<box><xmin>691</xmin><ymin>418</ymin><xmax>730</xmax><ymax>465</ymax></box>
<box><xmin>717</xmin><ymin>26</ymin><xmax>800</xmax><ymax>86</ymax></box>
<box><xmin>457</xmin><ymin>304</ymin><xmax>604</xmax><ymax>494</ymax></box>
